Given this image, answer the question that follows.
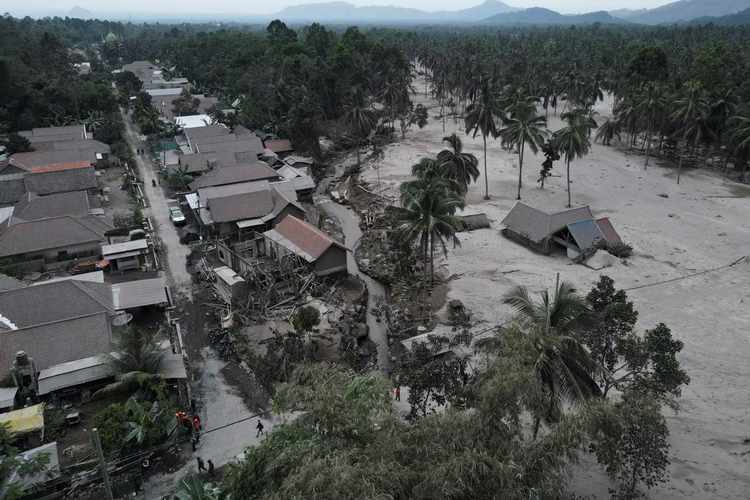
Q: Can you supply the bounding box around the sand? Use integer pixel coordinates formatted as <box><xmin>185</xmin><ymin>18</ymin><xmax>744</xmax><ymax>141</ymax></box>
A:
<box><xmin>357</xmin><ymin>83</ymin><xmax>750</xmax><ymax>499</ymax></box>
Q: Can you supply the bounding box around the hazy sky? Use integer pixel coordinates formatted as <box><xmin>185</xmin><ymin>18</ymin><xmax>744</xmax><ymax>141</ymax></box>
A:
<box><xmin>5</xmin><ymin>0</ymin><xmax>672</xmax><ymax>17</ymax></box>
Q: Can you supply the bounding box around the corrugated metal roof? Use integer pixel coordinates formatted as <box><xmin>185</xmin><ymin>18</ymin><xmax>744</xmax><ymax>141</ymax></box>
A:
<box><xmin>596</xmin><ymin>217</ymin><xmax>622</xmax><ymax>244</ymax></box>
<box><xmin>111</xmin><ymin>277</ymin><xmax>169</xmax><ymax>310</ymax></box>
<box><xmin>0</xmin><ymin>387</ymin><xmax>17</xmax><ymax>409</ymax></box>
<box><xmin>502</xmin><ymin>202</ymin><xmax>593</xmax><ymax>243</ymax></box>
<box><xmin>264</xmin><ymin>215</ymin><xmax>343</xmax><ymax>262</ymax></box>
<box><xmin>38</xmin><ymin>355</ymin><xmax>113</xmax><ymax>395</ymax></box>
<box><xmin>567</xmin><ymin>219</ymin><xmax>605</xmax><ymax>251</ymax></box>
<box><xmin>30</xmin><ymin>161</ymin><xmax>92</xmax><ymax>174</ymax></box>
<box><xmin>101</xmin><ymin>239</ymin><xmax>149</xmax><ymax>257</ymax></box>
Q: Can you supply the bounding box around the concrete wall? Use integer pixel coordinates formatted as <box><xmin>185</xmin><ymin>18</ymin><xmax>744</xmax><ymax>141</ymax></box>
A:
<box><xmin>0</xmin><ymin>313</ymin><xmax>113</xmax><ymax>379</ymax></box>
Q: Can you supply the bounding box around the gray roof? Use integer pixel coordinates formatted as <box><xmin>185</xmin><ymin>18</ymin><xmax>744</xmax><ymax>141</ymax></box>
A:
<box><xmin>197</xmin><ymin>180</ymin><xmax>271</xmax><ymax>202</ymax></box>
<box><xmin>195</xmin><ymin>136</ymin><xmax>263</xmax><ymax>155</ymax></box>
<box><xmin>111</xmin><ymin>277</ymin><xmax>169</xmax><ymax>310</ymax></box>
<box><xmin>19</xmin><ymin>125</ymin><xmax>86</xmax><ymax>143</ymax></box>
<box><xmin>24</xmin><ymin>167</ymin><xmax>98</xmax><ymax>195</ymax></box>
<box><xmin>189</xmin><ymin>163</ymin><xmax>280</xmax><ymax>190</ymax></box>
<box><xmin>207</xmin><ymin>190</ymin><xmax>274</xmax><ymax>223</ymax></box>
<box><xmin>0</xmin><ymin>179</ymin><xmax>26</xmax><ymax>205</ymax></box>
<box><xmin>0</xmin><ymin>280</ymin><xmax>113</xmax><ymax>329</ymax></box>
<box><xmin>12</xmin><ymin>191</ymin><xmax>90</xmax><ymax>222</ymax></box>
<box><xmin>184</xmin><ymin>125</ymin><xmax>231</xmax><ymax>141</ymax></box>
<box><xmin>501</xmin><ymin>202</ymin><xmax>594</xmax><ymax>244</ymax></box>
<box><xmin>30</xmin><ymin>139</ymin><xmax>109</xmax><ymax>154</ymax></box>
<box><xmin>0</xmin><ymin>215</ymin><xmax>110</xmax><ymax>258</ymax></box>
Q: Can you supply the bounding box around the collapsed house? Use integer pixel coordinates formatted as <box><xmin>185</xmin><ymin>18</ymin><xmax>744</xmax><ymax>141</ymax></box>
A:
<box><xmin>263</xmin><ymin>215</ymin><xmax>348</xmax><ymax>277</ymax></box>
<box><xmin>501</xmin><ymin>202</ymin><xmax>621</xmax><ymax>256</ymax></box>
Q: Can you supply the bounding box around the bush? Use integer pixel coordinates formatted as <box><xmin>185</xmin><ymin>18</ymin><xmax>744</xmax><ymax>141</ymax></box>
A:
<box><xmin>596</xmin><ymin>240</ymin><xmax>633</xmax><ymax>259</ymax></box>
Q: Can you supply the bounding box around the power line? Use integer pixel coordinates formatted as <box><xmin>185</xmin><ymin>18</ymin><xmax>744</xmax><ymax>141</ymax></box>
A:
<box><xmin>623</xmin><ymin>255</ymin><xmax>747</xmax><ymax>292</ymax></box>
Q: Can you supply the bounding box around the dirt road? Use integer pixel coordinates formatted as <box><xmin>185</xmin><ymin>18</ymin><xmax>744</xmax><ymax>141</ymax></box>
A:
<box><xmin>120</xmin><ymin>111</ymin><xmax>271</xmax><ymax>497</ymax></box>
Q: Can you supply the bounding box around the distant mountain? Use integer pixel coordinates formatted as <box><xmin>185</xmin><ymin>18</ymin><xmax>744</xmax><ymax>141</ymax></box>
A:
<box><xmin>273</xmin><ymin>0</ymin><xmax>519</xmax><ymax>23</ymax></box>
<box><xmin>608</xmin><ymin>8</ymin><xmax>648</xmax><ymax>20</ymax></box>
<box><xmin>628</xmin><ymin>0</ymin><xmax>750</xmax><ymax>25</ymax></box>
<box><xmin>482</xmin><ymin>7</ymin><xmax>626</xmax><ymax>26</ymax></box>
<box><xmin>690</xmin><ymin>7</ymin><xmax>750</xmax><ymax>25</ymax></box>
<box><xmin>67</xmin><ymin>6</ymin><xmax>94</xmax><ymax>19</ymax></box>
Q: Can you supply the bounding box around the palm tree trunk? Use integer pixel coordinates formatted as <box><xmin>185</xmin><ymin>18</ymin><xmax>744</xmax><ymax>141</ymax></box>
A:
<box><xmin>677</xmin><ymin>149</ymin><xmax>684</xmax><ymax>185</ymax></box>
<box><xmin>566</xmin><ymin>158</ymin><xmax>572</xmax><ymax>208</ymax></box>
<box><xmin>517</xmin><ymin>137</ymin><xmax>525</xmax><ymax>200</ymax></box>
<box><xmin>356</xmin><ymin>141</ymin><xmax>361</xmax><ymax>169</ymax></box>
<box><xmin>644</xmin><ymin>121</ymin><xmax>652</xmax><ymax>170</ymax></box>
<box><xmin>430</xmin><ymin>233</ymin><xmax>435</xmax><ymax>284</ymax></box>
<box><xmin>483</xmin><ymin>134</ymin><xmax>489</xmax><ymax>200</ymax></box>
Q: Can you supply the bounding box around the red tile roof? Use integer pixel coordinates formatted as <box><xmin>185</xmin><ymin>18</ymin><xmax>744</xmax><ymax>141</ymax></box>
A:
<box><xmin>30</xmin><ymin>161</ymin><xmax>92</xmax><ymax>174</ymax></box>
<box><xmin>273</xmin><ymin>215</ymin><xmax>343</xmax><ymax>260</ymax></box>
<box><xmin>264</xmin><ymin>139</ymin><xmax>293</xmax><ymax>154</ymax></box>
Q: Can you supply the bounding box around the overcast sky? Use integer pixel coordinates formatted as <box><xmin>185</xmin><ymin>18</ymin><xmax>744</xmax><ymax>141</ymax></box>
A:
<box><xmin>5</xmin><ymin>0</ymin><xmax>672</xmax><ymax>17</ymax></box>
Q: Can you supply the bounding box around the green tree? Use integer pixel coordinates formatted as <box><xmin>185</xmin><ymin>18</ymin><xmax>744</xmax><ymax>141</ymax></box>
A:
<box><xmin>671</xmin><ymin>81</ymin><xmax>713</xmax><ymax>184</ymax></box>
<box><xmin>396</xmin><ymin>334</ymin><xmax>473</xmax><ymax>421</ymax></box>
<box><xmin>595</xmin><ymin>118</ymin><xmax>622</xmax><ymax>146</ymax></box>
<box><xmin>588</xmin><ymin>392</ymin><xmax>670</xmax><ymax>499</ymax></box>
<box><xmin>290</xmin><ymin>305</ymin><xmax>321</xmax><ymax>336</ymax></box>
<box><xmin>396</xmin><ymin>175</ymin><xmax>463</xmax><ymax>283</ymax></box>
<box><xmin>502</xmin><ymin>277</ymin><xmax>600</xmax><ymax>437</ymax></box>
<box><xmin>465</xmin><ymin>80</ymin><xmax>500</xmax><ymax>200</ymax></box>
<box><xmin>436</xmin><ymin>133</ymin><xmax>479</xmax><ymax>194</ymax></box>
<box><xmin>0</xmin><ymin>424</ymin><xmax>50</xmax><ymax>500</ymax></box>
<box><xmin>554</xmin><ymin>109</ymin><xmax>593</xmax><ymax>207</ymax></box>
<box><xmin>176</xmin><ymin>474</ymin><xmax>224</xmax><ymax>500</ymax></box>
<box><xmin>344</xmin><ymin>86</ymin><xmax>376</xmax><ymax>169</ymax></box>
<box><xmin>3</xmin><ymin>133</ymin><xmax>33</xmax><ymax>154</ymax></box>
<box><xmin>500</xmin><ymin>104</ymin><xmax>548</xmax><ymax>200</ymax></box>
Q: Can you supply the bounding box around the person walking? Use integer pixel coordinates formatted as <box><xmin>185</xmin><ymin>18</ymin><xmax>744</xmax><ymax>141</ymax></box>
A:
<box><xmin>196</xmin><ymin>456</ymin><xmax>206</xmax><ymax>472</ymax></box>
<box><xmin>207</xmin><ymin>460</ymin><xmax>215</xmax><ymax>477</ymax></box>
<box><xmin>256</xmin><ymin>420</ymin><xmax>264</xmax><ymax>438</ymax></box>
<box><xmin>395</xmin><ymin>386</ymin><xmax>401</xmax><ymax>402</ymax></box>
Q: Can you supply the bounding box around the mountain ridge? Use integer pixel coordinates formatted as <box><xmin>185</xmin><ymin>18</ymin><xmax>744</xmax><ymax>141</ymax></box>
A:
<box><xmin>627</xmin><ymin>0</ymin><xmax>750</xmax><ymax>25</ymax></box>
<box><xmin>482</xmin><ymin>7</ymin><xmax>627</xmax><ymax>25</ymax></box>
<box><xmin>274</xmin><ymin>1</ymin><xmax>519</xmax><ymax>23</ymax></box>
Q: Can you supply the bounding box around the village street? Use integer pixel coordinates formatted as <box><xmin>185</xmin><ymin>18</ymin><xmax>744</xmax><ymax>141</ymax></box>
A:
<box><xmin>120</xmin><ymin>110</ymin><xmax>274</xmax><ymax>497</ymax></box>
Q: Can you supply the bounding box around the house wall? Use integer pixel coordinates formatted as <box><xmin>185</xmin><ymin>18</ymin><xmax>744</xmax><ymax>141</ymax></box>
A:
<box><xmin>18</xmin><ymin>242</ymin><xmax>102</xmax><ymax>263</ymax></box>
<box><xmin>314</xmin><ymin>246</ymin><xmax>348</xmax><ymax>276</ymax></box>
<box><xmin>0</xmin><ymin>313</ymin><xmax>113</xmax><ymax>379</ymax></box>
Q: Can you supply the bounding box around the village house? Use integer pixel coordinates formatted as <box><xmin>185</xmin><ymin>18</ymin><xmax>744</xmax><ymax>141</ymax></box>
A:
<box><xmin>263</xmin><ymin>215</ymin><xmax>348</xmax><ymax>277</ymax></box>
<box><xmin>0</xmin><ymin>215</ymin><xmax>111</xmax><ymax>272</ymax></box>
<box><xmin>187</xmin><ymin>181</ymin><xmax>305</xmax><ymax>240</ymax></box>
<box><xmin>0</xmin><ymin>280</ymin><xmax>116</xmax><ymax>380</ymax></box>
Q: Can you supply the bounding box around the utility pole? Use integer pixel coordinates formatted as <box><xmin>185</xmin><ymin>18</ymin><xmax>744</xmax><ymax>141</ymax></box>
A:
<box><xmin>91</xmin><ymin>428</ymin><xmax>114</xmax><ymax>500</ymax></box>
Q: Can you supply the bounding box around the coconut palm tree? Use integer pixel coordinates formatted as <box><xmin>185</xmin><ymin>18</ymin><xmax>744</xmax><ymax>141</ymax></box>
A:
<box><xmin>671</xmin><ymin>81</ymin><xmax>713</xmax><ymax>184</ymax></box>
<box><xmin>554</xmin><ymin>110</ymin><xmax>593</xmax><ymax>208</ymax></box>
<box><xmin>502</xmin><ymin>276</ymin><xmax>600</xmax><ymax>437</ymax></box>
<box><xmin>728</xmin><ymin>113</ymin><xmax>750</xmax><ymax>181</ymax></box>
<box><xmin>436</xmin><ymin>133</ymin><xmax>480</xmax><ymax>194</ymax></box>
<box><xmin>176</xmin><ymin>475</ymin><xmax>224</xmax><ymax>500</ymax></box>
<box><xmin>595</xmin><ymin>118</ymin><xmax>622</xmax><ymax>146</ymax></box>
<box><xmin>500</xmin><ymin>104</ymin><xmax>549</xmax><ymax>200</ymax></box>
<box><xmin>465</xmin><ymin>80</ymin><xmax>500</xmax><ymax>200</ymax></box>
<box><xmin>397</xmin><ymin>176</ymin><xmax>463</xmax><ymax>283</ymax></box>
<box><xmin>344</xmin><ymin>86</ymin><xmax>377</xmax><ymax>170</ymax></box>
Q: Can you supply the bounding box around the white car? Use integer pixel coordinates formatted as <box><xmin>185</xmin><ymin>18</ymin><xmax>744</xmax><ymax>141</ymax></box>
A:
<box><xmin>169</xmin><ymin>207</ymin><xmax>186</xmax><ymax>226</ymax></box>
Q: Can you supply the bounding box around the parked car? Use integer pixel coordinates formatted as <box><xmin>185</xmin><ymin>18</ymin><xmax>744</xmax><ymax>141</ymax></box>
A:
<box><xmin>169</xmin><ymin>206</ymin><xmax>186</xmax><ymax>226</ymax></box>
